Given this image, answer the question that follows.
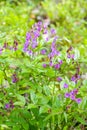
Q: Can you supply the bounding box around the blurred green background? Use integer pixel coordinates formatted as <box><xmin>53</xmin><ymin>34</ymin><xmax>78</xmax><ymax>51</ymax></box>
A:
<box><xmin>0</xmin><ymin>0</ymin><xmax>87</xmax><ymax>51</ymax></box>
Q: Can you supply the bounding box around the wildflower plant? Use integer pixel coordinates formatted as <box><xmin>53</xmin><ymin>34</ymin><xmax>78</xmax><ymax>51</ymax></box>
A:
<box><xmin>0</xmin><ymin>22</ymin><xmax>86</xmax><ymax>130</ymax></box>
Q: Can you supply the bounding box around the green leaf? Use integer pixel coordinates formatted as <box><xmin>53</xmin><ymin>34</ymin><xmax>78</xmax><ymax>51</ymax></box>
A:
<box><xmin>27</xmin><ymin>104</ymin><xmax>37</xmax><ymax>109</ymax></box>
<box><xmin>43</xmin><ymin>86</ymin><xmax>50</xmax><ymax>96</ymax></box>
<box><xmin>64</xmin><ymin>112</ymin><xmax>67</xmax><ymax>123</ymax></box>
<box><xmin>0</xmin><ymin>102</ymin><xmax>3</xmax><ymax>108</ymax></box>
<box><xmin>20</xmin><ymin>119</ymin><xmax>29</xmax><ymax>130</ymax></box>
<box><xmin>39</xmin><ymin>105</ymin><xmax>51</xmax><ymax>114</ymax></box>
<box><xmin>14</xmin><ymin>101</ymin><xmax>25</xmax><ymax>107</ymax></box>
<box><xmin>63</xmin><ymin>126</ymin><xmax>68</xmax><ymax>130</ymax></box>
<box><xmin>14</xmin><ymin>94</ymin><xmax>26</xmax><ymax>106</ymax></box>
<box><xmin>0</xmin><ymin>124</ymin><xmax>10</xmax><ymax>130</ymax></box>
<box><xmin>30</xmin><ymin>91</ymin><xmax>38</xmax><ymax>104</ymax></box>
<box><xmin>75</xmin><ymin>116</ymin><xmax>87</xmax><ymax>125</ymax></box>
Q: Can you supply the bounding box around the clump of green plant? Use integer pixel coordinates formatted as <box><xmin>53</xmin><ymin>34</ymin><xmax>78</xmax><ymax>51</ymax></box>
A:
<box><xmin>0</xmin><ymin>0</ymin><xmax>35</xmax><ymax>44</ymax></box>
<box><xmin>0</xmin><ymin>22</ymin><xmax>87</xmax><ymax>130</ymax></box>
<box><xmin>42</xmin><ymin>0</ymin><xmax>87</xmax><ymax>48</ymax></box>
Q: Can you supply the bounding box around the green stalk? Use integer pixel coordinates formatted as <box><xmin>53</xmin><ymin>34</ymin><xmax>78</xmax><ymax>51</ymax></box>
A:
<box><xmin>51</xmin><ymin>71</ymin><xmax>56</xmax><ymax>130</ymax></box>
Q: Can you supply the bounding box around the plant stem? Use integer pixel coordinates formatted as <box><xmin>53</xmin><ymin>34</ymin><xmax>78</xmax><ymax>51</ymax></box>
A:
<box><xmin>52</xmin><ymin>71</ymin><xmax>57</xmax><ymax>130</ymax></box>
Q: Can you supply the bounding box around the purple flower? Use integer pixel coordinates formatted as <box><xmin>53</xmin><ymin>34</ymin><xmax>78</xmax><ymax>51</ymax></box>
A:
<box><xmin>27</xmin><ymin>50</ymin><xmax>33</xmax><ymax>56</ymax></box>
<box><xmin>5</xmin><ymin>103</ymin><xmax>10</xmax><ymax>109</ymax></box>
<box><xmin>51</xmin><ymin>28</ymin><xmax>56</xmax><ymax>35</ymax></box>
<box><xmin>43</xmin><ymin>29</ymin><xmax>48</xmax><ymax>34</ymax></box>
<box><xmin>14</xmin><ymin>47</ymin><xmax>18</xmax><ymax>51</ymax></box>
<box><xmin>14</xmin><ymin>40</ymin><xmax>18</xmax><ymax>46</ymax></box>
<box><xmin>43</xmin><ymin>24</ymin><xmax>48</xmax><ymax>29</ymax></box>
<box><xmin>69</xmin><ymin>89</ymin><xmax>78</xmax><ymax>97</ymax></box>
<box><xmin>70</xmin><ymin>91</ymin><xmax>74</xmax><ymax>95</ymax></box>
<box><xmin>34</xmin><ymin>22</ymin><xmax>42</xmax><ymax>32</ymax></box>
<box><xmin>49</xmin><ymin>61</ymin><xmax>53</xmax><ymax>67</ymax></box>
<box><xmin>37</xmin><ymin>26</ymin><xmax>41</xmax><ymax>31</ymax></box>
<box><xmin>51</xmin><ymin>42</ymin><xmax>56</xmax><ymax>49</ymax></box>
<box><xmin>71</xmin><ymin>76</ymin><xmax>76</xmax><ymax>81</ymax></box>
<box><xmin>11</xmin><ymin>104</ymin><xmax>14</xmax><ymax>109</ymax></box>
<box><xmin>13</xmin><ymin>40</ymin><xmax>18</xmax><ymax>51</ymax></box>
<box><xmin>41</xmin><ymin>49</ymin><xmax>46</xmax><ymax>55</ymax></box>
<box><xmin>34</xmin><ymin>30</ymin><xmax>40</xmax><ymax>38</ymax></box>
<box><xmin>77</xmin><ymin>75</ymin><xmax>80</xmax><ymax>80</ymax></box>
<box><xmin>56</xmin><ymin>51</ymin><xmax>60</xmax><ymax>56</ymax></box>
<box><xmin>5</xmin><ymin>100</ymin><xmax>14</xmax><ymax>109</ymax></box>
<box><xmin>67</xmin><ymin>53</ymin><xmax>74</xmax><ymax>59</ymax></box>
<box><xmin>37</xmin><ymin>21</ymin><xmax>42</xmax><ymax>26</ymax></box>
<box><xmin>54</xmin><ymin>36</ymin><xmax>58</xmax><ymax>40</ymax></box>
<box><xmin>59</xmin><ymin>60</ymin><xmax>63</xmax><ymax>65</ymax></box>
<box><xmin>23</xmin><ymin>40</ymin><xmax>30</xmax><ymax>52</ymax></box>
<box><xmin>67</xmin><ymin>53</ymin><xmax>71</xmax><ymax>58</ymax></box>
<box><xmin>57</xmin><ymin>77</ymin><xmax>62</xmax><ymax>81</ymax></box>
<box><xmin>43</xmin><ymin>64</ymin><xmax>47</xmax><ymax>68</ymax></box>
<box><xmin>32</xmin><ymin>39</ymin><xmax>38</xmax><ymax>49</ymax></box>
<box><xmin>12</xmin><ymin>74</ymin><xmax>18</xmax><ymax>83</ymax></box>
<box><xmin>26</xmin><ymin>32</ymin><xmax>31</xmax><ymax>41</ymax></box>
<box><xmin>64</xmin><ymin>83</ymin><xmax>68</xmax><ymax>88</ymax></box>
<box><xmin>75</xmin><ymin>98</ymin><xmax>82</xmax><ymax>104</ymax></box>
<box><xmin>51</xmin><ymin>36</ymin><xmax>58</xmax><ymax>47</ymax></box>
<box><xmin>70</xmin><ymin>95</ymin><xmax>76</xmax><ymax>100</ymax></box>
<box><xmin>32</xmin><ymin>44</ymin><xmax>37</xmax><ymax>49</ymax></box>
<box><xmin>73</xmin><ymin>89</ymin><xmax>78</xmax><ymax>95</ymax></box>
<box><xmin>9</xmin><ymin>100</ymin><xmax>14</xmax><ymax>109</ymax></box>
<box><xmin>12</xmin><ymin>77</ymin><xmax>18</xmax><ymax>83</ymax></box>
<box><xmin>71</xmin><ymin>74</ymin><xmax>80</xmax><ymax>83</ymax></box>
<box><xmin>71</xmin><ymin>54</ymin><xmax>74</xmax><ymax>59</ymax></box>
<box><xmin>65</xmin><ymin>93</ymin><xmax>70</xmax><ymax>98</ymax></box>
<box><xmin>54</xmin><ymin>50</ymin><xmax>58</xmax><ymax>55</ymax></box>
<box><xmin>48</xmin><ymin>52</ymin><xmax>55</xmax><ymax>58</ymax></box>
<box><xmin>54</xmin><ymin>64</ymin><xmax>60</xmax><ymax>69</ymax></box>
<box><xmin>0</xmin><ymin>48</ymin><xmax>3</xmax><ymax>54</ymax></box>
<box><xmin>3</xmin><ymin>42</ymin><xmax>8</xmax><ymax>49</ymax></box>
<box><xmin>45</xmin><ymin>37</ymin><xmax>49</xmax><ymax>42</ymax></box>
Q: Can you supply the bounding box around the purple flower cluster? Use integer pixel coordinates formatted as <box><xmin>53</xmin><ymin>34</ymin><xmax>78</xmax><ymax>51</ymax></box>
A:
<box><xmin>23</xmin><ymin>22</ymin><xmax>82</xmax><ymax>104</ymax></box>
<box><xmin>41</xmin><ymin>49</ymin><xmax>46</xmax><ymax>55</ymax></box>
<box><xmin>57</xmin><ymin>77</ymin><xmax>62</xmax><ymax>81</ymax></box>
<box><xmin>5</xmin><ymin>100</ymin><xmax>14</xmax><ymax>109</ymax></box>
<box><xmin>67</xmin><ymin>53</ymin><xmax>74</xmax><ymax>59</ymax></box>
<box><xmin>47</xmin><ymin>36</ymin><xmax>62</xmax><ymax>70</ymax></box>
<box><xmin>54</xmin><ymin>60</ymin><xmax>63</xmax><ymax>69</ymax></box>
<box><xmin>48</xmin><ymin>34</ymin><xmax>63</xmax><ymax>69</ymax></box>
<box><xmin>3</xmin><ymin>42</ymin><xmax>8</xmax><ymax>49</ymax></box>
<box><xmin>1</xmin><ymin>40</ymin><xmax>18</xmax><ymax>55</ymax></box>
<box><xmin>23</xmin><ymin>22</ymin><xmax>63</xmax><ymax>71</ymax></box>
<box><xmin>54</xmin><ymin>64</ymin><xmax>60</xmax><ymax>69</ymax></box>
<box><xmin>12</xmin><ymin>73</ymin><xmax>18</xmax><ymax>83</ymax></box>
<box><xmin>5</xmin><ymin>103</ymin><xmax>10</xmax><ymax>109</ymax></box>
<box><xmin>13</xmin><ymin>40</ymin><xmax>18</xmax><ymax>51</ymax></box>
<box><xmin>48</xmin><ymin>36</ymin><xmax>59</xmax><ymax>59</ymax></box>
<box><xmin>65</xmin><ymin>89</ymin><xmax>82</xmax><ymax>104</ymax></box>
<box><xmin>51</xmin><ymin>28</ymin><xmax>56</xmax><ymax>35</ymax></box>
<box><xmin>64</xmin><ymin>83</ymin><xmax>68</xmax><ymax>88</ymax></box>
<box><xmin>71</xmin><ymin>73</ymin><xmax>80</xmax><ymax>83</ymax></box>
<box><xmin>23</xmin><ymin>22</ymin><xmax>43</xmax><ymax>55</ymax></box>
<box><xmin>43</xmin><ymin>63</ymin><xmax>47</xmax><ymax>68</ymax></box>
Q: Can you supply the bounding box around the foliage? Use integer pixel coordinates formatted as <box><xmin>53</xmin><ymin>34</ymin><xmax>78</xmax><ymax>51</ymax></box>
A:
<box><xmin>0</xmin><ymin>0</ymin><xmax>87</xmax><ymax>130</ymax></box>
